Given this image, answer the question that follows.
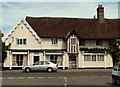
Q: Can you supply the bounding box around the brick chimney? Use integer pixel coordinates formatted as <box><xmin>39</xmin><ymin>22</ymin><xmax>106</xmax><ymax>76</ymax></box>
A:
<box><xmin>97</xmin><ymin>5</ymin><xmax>105</xmax><ymax>23</ymax></box>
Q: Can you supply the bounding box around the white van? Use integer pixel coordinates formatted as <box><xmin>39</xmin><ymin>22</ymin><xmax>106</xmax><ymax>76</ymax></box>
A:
<box><xmin>112</xmin><ymin>62</ymin><xmax>120</xmax><ymax>85</ymax></box>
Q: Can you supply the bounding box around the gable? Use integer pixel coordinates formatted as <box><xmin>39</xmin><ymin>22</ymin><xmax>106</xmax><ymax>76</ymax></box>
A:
<box><xmin>5</xmin><ymin>20</ymin><xmax>41</xmax><ymax>49</ymax></box>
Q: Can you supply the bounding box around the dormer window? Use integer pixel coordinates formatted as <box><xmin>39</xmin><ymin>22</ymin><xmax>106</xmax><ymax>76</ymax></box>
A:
<box><xmin>51</xmin><ymin>38</ymin><xmax>58</xmax><ymax>45</ymax></box>
<box><xmin>71</xmin><ymin>37</ymin><xmax>76</xmax><ymax>45</ymax></box>
<box><xmin>67</xmin><ymin>35</ymin><xmax>79</xmax><ymax>53</ymax></box>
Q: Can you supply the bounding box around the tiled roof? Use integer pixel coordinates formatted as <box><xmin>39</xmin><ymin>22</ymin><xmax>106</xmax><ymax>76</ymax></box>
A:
<box><xmin>26</xmin><ymin>16</ymin><xmax>120</xmax><ymax>39</ymax></box>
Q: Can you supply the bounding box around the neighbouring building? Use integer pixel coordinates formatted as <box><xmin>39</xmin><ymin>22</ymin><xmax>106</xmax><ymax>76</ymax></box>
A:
<box><xmin>0</xmin><ymin>31</ymin><xmax>2</xmax><ymax>64</ymax></box>
<box><xmin>3</xmin><ymin>5</ymin><xmax>120</xmax><ymax>70</ymax></box>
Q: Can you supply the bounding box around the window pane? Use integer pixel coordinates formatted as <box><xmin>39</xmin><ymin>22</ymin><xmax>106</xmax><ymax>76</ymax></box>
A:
<box><xmin>23</xmin><ymin>39</ymin><xmax>27</xmax><ymax>45</ymax></box>
<box><xmin>96</xmin><ymin>40</ymin><xmax>102</xmax><ymax>46</ymax></box>
<box><xmin>98</xmin><ymin>55</ymin><xmax>104</xmax><ymax>61</ymax></box>
<box><xmin>71</xmin><ymin>38</ymin><xmax>76</xmax><ymax>45</ymax></box>
<box><xmin>84</xmin><ymin>55</ymin><xmax>90</xmax><ymax>61</ymax></box>
<box><xmin>50</xmin><ymin>55</ymin><xmax>62</xmax><ymax>66</ymax></box>
<box><xmin>51</xmin><ymin>38</ymin><xmax>58</xmax><ymax>45</ymax></box>
<box><xmin>16</xmin><ymin>38</ymin><xmax>19</xmax><ymax>45</ymax></box>
<box><xmin>80</xmin><ymin>40</ymin><xmax>85</xmax><ymax>46</ymax></box>
<box><xmin>20</xmin><ymin>39</ymin><xmax>22</xmax><ymax>45</ymax></box>
<box><xmin>92</xmin><ymin>55</ymin><xmax>96</xmax><ymax>61</ymax></box>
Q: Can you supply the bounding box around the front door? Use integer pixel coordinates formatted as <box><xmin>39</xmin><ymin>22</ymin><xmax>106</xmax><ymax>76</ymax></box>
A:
<box><xmin>69</xmin><ymin>55</ymin><xmax>76</xmax><ymax>69</ymax></box>
<box><xmin>34</xmin><ymin>56</ymin><xmax>39</xmax><ymax>63</ymax></box>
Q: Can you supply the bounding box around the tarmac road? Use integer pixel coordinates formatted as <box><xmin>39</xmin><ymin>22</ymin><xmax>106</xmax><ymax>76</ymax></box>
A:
<box><xmin>1</xmin><ymin>69</ymin><xmax>119</xmax><ymax>87</ymax></box>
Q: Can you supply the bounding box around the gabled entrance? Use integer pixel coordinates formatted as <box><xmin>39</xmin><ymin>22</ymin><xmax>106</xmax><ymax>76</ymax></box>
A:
<box><xmin>69</xmin><ymin>55</ymin><xmax>76</xmax><ymax>69</ymax></box>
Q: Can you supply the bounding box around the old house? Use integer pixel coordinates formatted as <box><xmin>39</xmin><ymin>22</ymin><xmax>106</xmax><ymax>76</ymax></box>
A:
<box><xmin>4</xmin><ymin>5</ymin><xmax>120</xmax><ymax>69</ymax></box>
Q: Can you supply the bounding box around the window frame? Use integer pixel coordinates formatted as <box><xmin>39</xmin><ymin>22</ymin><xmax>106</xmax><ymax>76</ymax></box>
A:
<box><xmin>51</xmin><ymin>38</ymin><xmax>58</xmax><ymax>45</ymax></box>
<box><xmin>70</xmin><ymin>37</ymin><xmax>76</xmax><ymax>45</ymax></box>
<box><xmin>96</xmin><ymin>40</ymin><xmax>102</xmax><ymax>46</ymax></box>
<box><xmin>16</xmin><ymin>38</ymin><xmax>27</xmax><ymax>45</ymax></box>
<box><xmin>84</xmin><ymin>54</ymin><xmax>104</xmax><ymax>62</ymax></box>
<box><xmin>80</xmin><ymin>40</ymin><xmax>85</xmax><ymax>46</ymax></box>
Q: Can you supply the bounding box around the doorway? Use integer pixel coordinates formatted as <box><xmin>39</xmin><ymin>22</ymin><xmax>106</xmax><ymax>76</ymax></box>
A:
<box><xmin>69</xmin><ymin>55</ymin><xmax>76</xmax><ymax>69</ymax></box>
<box><xmin>34</xmin><ymin>56</ymin><xmax>39</xmax><ymax>63</ymax></box>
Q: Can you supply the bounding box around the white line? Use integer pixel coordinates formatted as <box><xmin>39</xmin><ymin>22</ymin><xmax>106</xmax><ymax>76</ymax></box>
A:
<box><xmin>64</xmin><ymin>77</ymin><xmax>67</xmax><ymax>83</ymax></box>
<box><xmin>57</xmin><ymin>77</ymin><xmax>64</xmax><ymax>79</ymax></box>
<box><xmin>64</xmin><ymin>77</ymin><xmax>67</xmax><ymax>87</ymax></box>
<box><xmin>17</xmin><ymin>77</ymin><xmax>25</xmax><ymax>79</ymax></box>
<box><xmin>27</xmin><ymin>77</ymin><xmax>35</xmax><ymax>79</ymax></box>
<box><xmin>47</xmin><ymin>77</ymin><xmax>56</xmax><ymax>78</ymax></box>
<box><xmin>38</xmin><ymin>77</ymin><xmax>45</xmax><ymax>79</ymax></box>
<box><xmin>7</xmin><ymin>77</ymin><xmax>15</xmax><ymax>79</ymax></box>
<box><xmin>101</xmin><ymin>76</ymin><xmax>109</xmax><ymax>78</ymax></box>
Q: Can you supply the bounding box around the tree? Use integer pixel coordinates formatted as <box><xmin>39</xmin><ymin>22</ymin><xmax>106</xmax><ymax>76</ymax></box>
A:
<box><xmin>109</xmin><ymin>40</ymin><xmax>120</xmax><ymax>65</ymax></box>
<box><xmin>2</xmin><ymin>42</ymin><xmax>7</xmax><ymax>63</ymax></box>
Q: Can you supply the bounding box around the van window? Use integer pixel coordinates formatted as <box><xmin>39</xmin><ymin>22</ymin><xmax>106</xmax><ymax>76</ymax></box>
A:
<box><xmin>113</xmin><ymin>63</ymin><xmax>119</xmax><ymax>71</ymax></box>
<box><xmin>118</xmin><ymin>64</ymin><xmax>120</xmax><ymax>71</ymax></box>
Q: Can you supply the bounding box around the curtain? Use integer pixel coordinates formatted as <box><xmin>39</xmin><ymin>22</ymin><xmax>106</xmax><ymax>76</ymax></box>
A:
<box><xmin>23</xmin><ymin>55</ymin><xmax>27</xmax><ymax>66</ymax></box>
<box><xmin>57</xmin><ymin>56</ymin><xmax>62</xmax><ymax>66</ymax></box>
<box><xmin>12</xmin><ymin>55</ymin><xmax>17</xmax><ymax>66</ymax></box>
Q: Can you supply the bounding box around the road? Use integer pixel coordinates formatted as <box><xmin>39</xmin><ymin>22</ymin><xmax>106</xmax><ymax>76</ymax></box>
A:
<box><xmin>1</xmin><ymin>69</ymin><xmax>120</xmax><ymax>87</ymax></box>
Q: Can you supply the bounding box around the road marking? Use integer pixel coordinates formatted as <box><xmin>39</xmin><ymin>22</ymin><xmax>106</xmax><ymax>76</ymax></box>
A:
<box><xmin>38</xmin><ymin>77</ymin><xmax>45</xmax><ymax>79</ymax></box>
<box><xmin>27</xmin><ymin>77</ymin><xmax>35</xmax><ymax>79</ymax></box>
<box><xmin>64</xmin><ymin>77</ymin><xmax>67</xmax><ymax>87</ymax></box>
<box><xmin>47</xmin><ymin>77</ymin><xmax>56</xmax><ymax>78</ymax></box>
<box><xmin>7</xmin><ymin>77</ymin><xmax>15</xmax><ymax>79</ymax></box>
<box><xmin>57</xmin><ymin>77</ymin><xmax>64</xmax><ymax>79</ymax></box>
<box><xmin>64</xmin><ymin>77</ymin><xmax>67</xmax><ymax>83</ymax></box>
<box><xmin>17</xmin><ymin>77</ymin><xmax>25</xmax><ymax>79</ymax></box>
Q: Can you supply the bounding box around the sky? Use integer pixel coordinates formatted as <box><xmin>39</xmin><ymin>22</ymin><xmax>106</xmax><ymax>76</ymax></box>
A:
<box><xmin>0</xmin><ymin>0</ymin><xmax>120</xmax><ymax>39</ymax></box>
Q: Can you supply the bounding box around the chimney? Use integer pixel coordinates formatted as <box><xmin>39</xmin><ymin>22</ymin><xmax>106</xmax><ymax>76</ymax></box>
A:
<box><xmin>97</xmin><ymin>5</ymin><xmax>105</xmax><ymax>23</ymax></box>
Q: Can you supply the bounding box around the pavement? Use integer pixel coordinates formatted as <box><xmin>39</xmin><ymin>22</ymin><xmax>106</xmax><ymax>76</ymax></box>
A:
<box><xmin>1</xmin><ymin>68</ymin><xmax>112</xmax><ymax>72</ymax></box>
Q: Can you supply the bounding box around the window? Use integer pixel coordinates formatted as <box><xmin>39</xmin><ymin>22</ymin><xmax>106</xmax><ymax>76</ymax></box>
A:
<box><xmin>23</xmin><ymin>39</ymin><xmax>27</xmax><ymax>45</ymax></box>
<box><xmin>113</xmin><ymin>63</ymin><xmax>119</xmax><ymax>71</ymax></box>
<box><xmin>96</xmin><ymin>40</ymin><xmax>102</xmax><ymax>46</ymax></box>
<box><xmin>92</xmin><ymin>55</ymin><xmax>96</xmax><ymax>61</ymax></box>
<box><xmin>34</xmin><ymin>61</ymin><xmax>40</xmax><ymax>65</ymax></box>
<box><xmin>71</xmin><ymin>38</ymin><xmax>76</xmax><ymax>45</ymax></box>
<box><xmin>84</xmin><ymin>55</ymin><xmax>91</xmax><ymax>61</ymax></box>
<box><xmin>84</xmin><ymin>54</ymin><xmax>104</xmax><ymax>62</ymax></box>
<box><xmin>50</xmin><ymin>55</ymin><xmax>63</xmax><ymax>66</ymax></box>
<box><xmin>51</xmin><ymin>38</ymin><xmax>58</xmax><ymax>45</ymax></box>
<box><xmin>16</xmin><ymin>38</ymin><xmax>27</xmax><ymax>45</ymax></box>
<box><xmin>12</xmin><ymin>54</ymin><xmax>27</xmax><ymax>66</ymax></box>
<box><xmin>80</xmin><ymin>40</ymin><xmax>85</xmax><ymax>46</ymax></box>
<box><xmin>98</xmin><ymin>55</ymin><xmax>104</xmax><ymax>61</ymax></box>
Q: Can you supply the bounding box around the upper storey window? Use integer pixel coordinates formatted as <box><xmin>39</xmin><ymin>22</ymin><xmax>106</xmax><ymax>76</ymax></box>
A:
<box><xmin>51</xmin><ymin>38</ymin><xmax>58</xmax><ymax>45</ymax></box>
<box><xmin>16</xmin><ymin>38</ymin><xmax>27</xmax><ymax>45</ymax></box>
<box><xmin>96</xmin><ymin>40</ymin><xmax>102</xmax><ymax>46</ymax></box>
<box><xmin>80</xmin><ymin>40</ymin><xmax>85</xmax><ymax>46</ymax></box>
<box><xmin>67</xmin><ymin>35</ymin><xmax>79</xmax><ymax>53</ymax></box>
<box><xmin>71</xmin><ymin>37</ymin><xmax>76</xmax><ymax>45</ymax></box>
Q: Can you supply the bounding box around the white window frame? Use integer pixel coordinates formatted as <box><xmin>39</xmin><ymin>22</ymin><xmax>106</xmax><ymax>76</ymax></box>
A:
<box><xmin>51</xmin><ymin>38</ymin><xmax>58</xmax><ymax>45</ymax></box>
<box><xmin>84</xmin><ymin>53</ymin><xmax>105</xmax><ymax>62</ymax></box>
<box><xmin>16</xmin><ymin>38</ymin><xmax>27</xmax><ymax>45</ymax></box>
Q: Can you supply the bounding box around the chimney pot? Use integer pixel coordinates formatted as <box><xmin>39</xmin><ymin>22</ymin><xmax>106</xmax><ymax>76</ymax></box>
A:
<box><xmin>99</xmin><ymin>5</ymin><xmax>102</xmax><ymax>8</ymax></box>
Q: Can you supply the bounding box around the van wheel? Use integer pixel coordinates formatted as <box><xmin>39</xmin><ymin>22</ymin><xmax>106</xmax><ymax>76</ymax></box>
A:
<box><xmin>112</xmin><ymin>77</ymin><xmax>117</xmax><ymax>85</ymax></box>
<box><xmin>25</xmin><ymin>68</ymin><xmax>31</xmax><ymax>73</ymax></box>
<box><xmin>47</xmin><ymin>67</ymin><xmax>53</xmax><ymax>72</ymax></box>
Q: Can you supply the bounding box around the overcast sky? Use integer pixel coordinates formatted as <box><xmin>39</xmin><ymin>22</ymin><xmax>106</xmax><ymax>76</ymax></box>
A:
<box><xmin>0</xmin><ymin>0</ymin><xmax>119</xmax><ymax>38</ymax></box>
